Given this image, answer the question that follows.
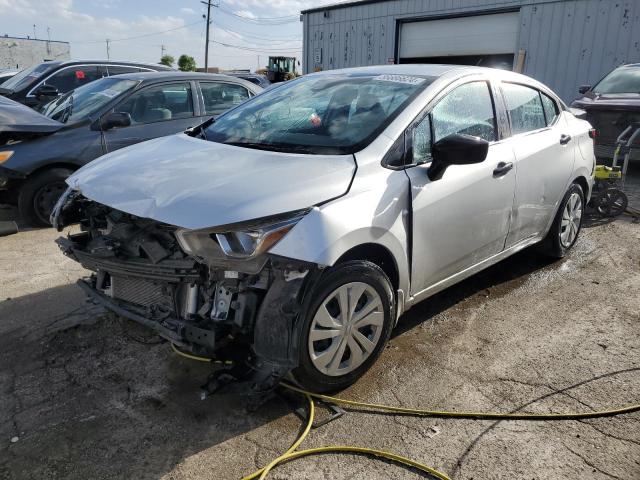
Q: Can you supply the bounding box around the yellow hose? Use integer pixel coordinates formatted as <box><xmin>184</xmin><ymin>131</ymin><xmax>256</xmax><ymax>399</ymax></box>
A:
<box><xmin>242</xmin><ymin>393</ymin><xmax>451</xmax><ymax>480</ymax></box>
<box><xmin>170</xmin><ymin>345</ymin><xmax>640</xmax><ymax>479</ymax></box>
<box><xmin>281</xmin><ymin>383</ymin><xmax>640</xmax><ymax>420</ymax></box>
<box><xmin>170</xmin><ymin>343</ymin><xmax>233</xmax><ymax>365</ymax></box>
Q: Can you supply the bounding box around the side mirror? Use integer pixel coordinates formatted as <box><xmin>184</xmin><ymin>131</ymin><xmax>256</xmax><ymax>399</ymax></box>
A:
<box><xmin>33</xmin><ymin>84</ymin><xmax>59</xmax><ymax>100</ymax></box>
<box><xmin>428</xmin><ymin>134</ymin><xmax>488</xmax><ymax>181</ymax></box>
<box><xmin>578</xmin><ymin>85</ymin><xmax>591</xmax><ymax>94</ymax></box>
<box><xmin>101</xmin><ymin>111</ymin><xmax>131</xmax><ymax>130</ymax></box>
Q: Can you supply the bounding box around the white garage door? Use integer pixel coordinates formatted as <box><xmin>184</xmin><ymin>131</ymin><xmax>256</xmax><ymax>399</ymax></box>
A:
<box><xmin>399</xmin><ymin>12</ymin><xmax>519</xmax><ymax>59</ymax></box>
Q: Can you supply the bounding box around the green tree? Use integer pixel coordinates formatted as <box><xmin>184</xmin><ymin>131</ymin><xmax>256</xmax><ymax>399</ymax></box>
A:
<box><xmin>159</xmin><ymin>54</ymin><xmax>175</xmax><ymax>67</ymax></box>
<box><xmin>177</xmin><ymin>54</ymin><xmax>197</xmax><ymax>72</ymax></box>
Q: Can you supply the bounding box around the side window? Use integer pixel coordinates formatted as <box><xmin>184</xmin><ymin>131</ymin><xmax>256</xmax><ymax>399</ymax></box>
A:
<box><xmin>540</xmin><ymin>92</ymin><xmax>559</xmax><ymax>125</ymax></box>
<box><xmin>200</xmin><ymin>82</ymin><xmax>250</xmax><ymax>116</ymax></box>
<box><xmin>502</xmin><ymin>83</ymin><xmax>546</xmax><ymax>134</ymax></box>
<box><xmin>411</xmin><ymin>115</ymin><xmax>432</xmax><ymax>164</ymax></box>
<box><xmin>44</xmin><ymin>66</ymin><xmax>102</xmax><ymax>93</ymax></box>
<box><xmin>107</xmin><ymin>65</ymin><xmax>139</xmax><ymax>76</ymax></box>
<box><xmin>115</xmin><ymin>82</ymin><xmax>194</xmax><ymax>125</ymax></box>
<box><xmin>431</xmin><ymin>82</ymin><xmax>497</xmax><ymax>142</ymax></box>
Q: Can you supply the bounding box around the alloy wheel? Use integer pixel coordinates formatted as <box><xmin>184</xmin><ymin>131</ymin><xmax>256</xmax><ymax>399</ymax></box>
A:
<box><xmin>560</xmin><ymin>192</ymin><xmax>582</xmax><ymax>248</ymax></box>
<box><xmin>308</xmin><ymin>282</ymin><xmax>384</xmax><ymax>377</ymax></box>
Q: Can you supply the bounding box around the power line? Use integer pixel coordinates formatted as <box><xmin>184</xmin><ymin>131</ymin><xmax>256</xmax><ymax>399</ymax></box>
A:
<box><xmin>68</xmin><ymin>20</ymin><xmax>204</xmax><ymax>45</ymax></box>
<box><xmin>214</xmin><ymin>22</ymin><xmax>302</xmax><ymax>43</ymax></box>
<box><xmin>211</xmin><ymin>39</ymin><xmax>301</xmax><ymax>54</ymax></box>
<box><xmin>216</xmin><ymin>25</ymin><xmax>302</xmax><ymax>46</ymax></box>
<box><xmin>214</xmin><ymin>5</ymin><xmax>299</xmax><ymax>24</ymax></box>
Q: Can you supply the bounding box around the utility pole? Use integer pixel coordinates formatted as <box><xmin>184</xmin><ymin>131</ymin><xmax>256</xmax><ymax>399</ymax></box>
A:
<box><xmin>32</xmin><ymin>24</ymin><xmax>36</xmax><ymax>39</ymax></box>
<box><xmin>106</xmin><ymin>39</ymin><xmax>110</xmax><ymax>59</ymax></box>
<box><xmin>46</xmin><ymin>27</ymin><xmax>51</xmax><ymax>55</ymax></box>
<box><xmin>160</xmin><ymin>44</ymin><xmax>166</xmax><ymax>59</ymax></box>
<box><xmin>201</xmin><ymin>0</ymin><xmax>213</xmax><ymax>71</ymax></box>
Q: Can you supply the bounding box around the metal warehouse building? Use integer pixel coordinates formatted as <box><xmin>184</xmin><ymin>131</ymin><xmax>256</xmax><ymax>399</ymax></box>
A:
<box><xmin>301</xmin><ymin>0</ymin><xmax>640</xmax><ymax>102</ymax></box>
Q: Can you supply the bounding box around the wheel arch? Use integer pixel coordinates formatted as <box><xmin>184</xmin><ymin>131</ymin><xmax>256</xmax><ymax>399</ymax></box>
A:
<box><xmin>573</xmin><ymin>175</ymin><xmax>590</xmax><ymax>201</ymax></box>
<box><xmin>26</xmin><ymin>162</ymin><xmax>78</xmax><ymax>179</ymax></box>
<box><xmin>335</xmin><ymin>242</ymin><xmax>400</xmax><ymax>295</ymax></box>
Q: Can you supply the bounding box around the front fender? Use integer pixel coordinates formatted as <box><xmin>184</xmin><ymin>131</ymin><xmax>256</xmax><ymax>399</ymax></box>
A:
<box><xmin>271</xmin><ymin>167</ymin><xmax>411</xmax><ymax>298</ymax></box>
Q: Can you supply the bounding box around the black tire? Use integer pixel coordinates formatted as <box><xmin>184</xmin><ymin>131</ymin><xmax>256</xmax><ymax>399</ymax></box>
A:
<box><xmin>292</xmin><ymin>260</ymin><xmax>395</xmax><ymax>393</ymax></box>
<box><xmin>538</xmin><ymin>183</ymin><xmax>585</xmax><ymax>258</ymax></box>
<box><xmin>18</xmin><ymin>167</ymin><xmax>73</xmax><ymax>227</ymax></box>
<box><xmin>596</xmin><ymin>188</ymin><xmax>628</xmax><ymax>217</ymax></box>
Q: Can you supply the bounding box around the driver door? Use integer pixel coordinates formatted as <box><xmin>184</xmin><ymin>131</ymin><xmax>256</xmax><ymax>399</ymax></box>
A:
<box><xmin>405</xmin><ymin>80</ymin><xmax>516</xmax><ymax>296</ymax></box>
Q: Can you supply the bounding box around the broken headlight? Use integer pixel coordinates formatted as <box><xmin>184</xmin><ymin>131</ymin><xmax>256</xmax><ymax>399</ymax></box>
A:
<box><xmin>175</xmin><ymin>211</ymin><xmax>307</xmax><ymax>260</ymax></box>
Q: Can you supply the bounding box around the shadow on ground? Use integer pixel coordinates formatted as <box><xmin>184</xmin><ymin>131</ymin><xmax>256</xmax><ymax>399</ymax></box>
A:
<box><xmin>0</xmin><ymin>242</ymin><xmax>561</xmax><ymax>479</ymax></box>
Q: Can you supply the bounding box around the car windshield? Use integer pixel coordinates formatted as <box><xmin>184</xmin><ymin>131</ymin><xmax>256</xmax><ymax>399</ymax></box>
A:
<box><xmin>1</xmin><ymin>62</ymin><xmax>57</xmax><ymax>91</ymax></box>
<box><xmin>203</xmin><ymin>73</ymin><xmax>432</xmax><ymax>154</ymax></box>
<box><xmin>593</xmin><ymin>67</ymin><xmax>640</xmax><ymax>94</ymax></box>
<box><xmin>42</xmin><ymin>77</ymin><xmax>138</xmax><ymax>124</ymax></box>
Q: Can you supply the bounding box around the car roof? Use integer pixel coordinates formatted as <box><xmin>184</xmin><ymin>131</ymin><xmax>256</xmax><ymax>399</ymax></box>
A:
<box><xmin>53</xmin><ymin>60</ymin><xmax>173</xmax><ymax>70</ymax></box>
<box><xmin>105</xmin><ymin>71</ymin><xmax>262</xmax><ymax>91</ymax></box>
<box><xmin>309</xmin><ymin>64</ymin><xmax>535</xmax><ymax>79</ymax></box>
<box><xmin>307</xmin><ymin>64</ymin><xmax>566</xmax><ymax>105</ymax></box>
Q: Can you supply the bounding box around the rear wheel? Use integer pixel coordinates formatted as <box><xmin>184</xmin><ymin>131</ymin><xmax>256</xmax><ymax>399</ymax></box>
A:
<box><xmin>539</xmin><ymin>183</ymin><xmax>584</xmax><ymax>258</ymax></box>
<box><xmin>292</xmin><ymin>261</ymin><xmax>395</xmax><ymax>392</ymax></box>
<box><xmin>18</xmin><ymin>167</ymin><xmax>73</xmax><ymax>227</ymax></box>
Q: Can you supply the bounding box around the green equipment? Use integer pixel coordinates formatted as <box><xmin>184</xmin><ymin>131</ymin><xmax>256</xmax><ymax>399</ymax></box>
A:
<box><xmin>266</xmin><ymin>56</ymin><xmax>297</xmax><ymax>83</ymax></box>
<box><xmin>590</xmin><ymin>122</ymin><xmax>639</xmax><ymax>217</ymax></box>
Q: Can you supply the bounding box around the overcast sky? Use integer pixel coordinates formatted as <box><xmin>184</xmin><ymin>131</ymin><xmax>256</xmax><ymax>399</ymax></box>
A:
<box><xmin>0</xmin><ymin>0</ymin><xmax>342</xmax><ymax>71</ymax></box>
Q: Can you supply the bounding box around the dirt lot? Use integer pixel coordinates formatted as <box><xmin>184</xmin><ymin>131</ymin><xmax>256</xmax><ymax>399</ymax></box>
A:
<box><xmin>1</xmin><ymin>185</ymin><xmax>639</xmax><ymax>479</ymax></box>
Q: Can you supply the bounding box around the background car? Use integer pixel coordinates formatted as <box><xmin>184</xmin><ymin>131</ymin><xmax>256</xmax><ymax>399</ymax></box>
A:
<box><xmin>571</xmin><ymin>63</ymin><xmax>640</xmax><ymax>162</ymax></box>
<box><xmin>224</xmin><ymin>72</ymin><xmax>271</xmax><ymax>88</ymax></box>
<box><xmin>0</xmin><ymin>60</ymin><xmax>173</xmax><ymax>109</ymax></box>
<box><xmin>52</xmin><ymin>65</ymin><xmax>595</xmax><ymax>393</ymax></box>
<box><xmin>0</xmin><ymin>69</ymin><xmax>18</xmax><ymax>85</ymax></box>
<box><xmin>0</xmin><ymin>72</ymin><xmax>261</xmax><ymax>226</ymax></box>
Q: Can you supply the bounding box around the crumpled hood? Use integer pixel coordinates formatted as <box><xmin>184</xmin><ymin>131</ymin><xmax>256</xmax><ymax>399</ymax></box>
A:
<box><xmin>0</xmin><ymin>95</ymin><xmax>63</xmax><ymax>134</ymax></box>
<box><xmin>67</xmin><ymin>133</ymin><xmax>356</xmax><ymax>230</ymax></box>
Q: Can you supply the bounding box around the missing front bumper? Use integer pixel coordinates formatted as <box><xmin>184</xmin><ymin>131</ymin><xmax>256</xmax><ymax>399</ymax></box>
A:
<box><xmin>77</xmin><ymin>279</ymin><xmax>216</xmax><ymax>351</ymax></box>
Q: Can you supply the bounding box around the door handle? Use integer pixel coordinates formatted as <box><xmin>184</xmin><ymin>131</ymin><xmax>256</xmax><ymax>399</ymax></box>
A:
<box><xmin>493</xmin><ymin>161</ymin><xmax>514</xmax><ymax>177</ymax></box>
<box><xmin>560</xmin><ymin>134</ymin><xmax>572</xmax><ymax>145</ymax></box>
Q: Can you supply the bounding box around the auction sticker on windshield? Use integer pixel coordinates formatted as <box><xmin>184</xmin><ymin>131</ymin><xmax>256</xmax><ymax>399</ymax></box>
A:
<box><xmin>373</xmin><ymin>74</ymin><xmax>426</xmax><ymax>85</ymax></box>
<box><xmin>99</xmin><ymin>89</ymin><xmax>121</xmax><ymax>98</ymax></box>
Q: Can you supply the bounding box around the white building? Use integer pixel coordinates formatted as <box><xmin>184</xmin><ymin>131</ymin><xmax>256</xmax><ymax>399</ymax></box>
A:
<box><xmin>0</xmin><ymin>36</ymin><xmax>70</xmax><ymax>70</ymax></box>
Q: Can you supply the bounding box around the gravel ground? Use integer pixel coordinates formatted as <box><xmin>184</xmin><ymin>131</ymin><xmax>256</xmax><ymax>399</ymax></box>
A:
<box><xmin>0</xmin><ymin>176</ymin><xmax>639</xmax><ymax>480</ymax></box>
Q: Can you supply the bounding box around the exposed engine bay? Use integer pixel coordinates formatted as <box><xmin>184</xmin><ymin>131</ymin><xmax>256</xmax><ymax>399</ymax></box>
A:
<box><xmin>53</xmin><ymin>191</ymin><xmax>322</xmax><ymax>394</ymax></box>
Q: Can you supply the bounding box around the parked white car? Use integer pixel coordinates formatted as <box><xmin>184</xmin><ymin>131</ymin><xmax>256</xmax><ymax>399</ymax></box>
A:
<box><xmin>52</xmin><ymin>65</ymin><xmax>595</xmax><ymax>393</ymax></box>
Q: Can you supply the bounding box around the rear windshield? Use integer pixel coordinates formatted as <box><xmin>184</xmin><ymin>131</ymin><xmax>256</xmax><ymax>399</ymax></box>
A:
<box><xmin>203</xmin><ymin>73</ymin><xmax>431</xmax><ymax>155</ymax></box>
<box><xmin>1</xmin><ymin>62</ymin><xmax>57</xmax><ymax>92</ymax></box>
<box><xmin>593</xmin><ymin>67</ymin><xmax>640</xmax><ymax>94</ymax></box>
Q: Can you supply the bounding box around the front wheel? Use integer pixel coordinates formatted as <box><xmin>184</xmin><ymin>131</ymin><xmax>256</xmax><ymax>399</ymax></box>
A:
<box><xmin>292</xmin><ymin>260</ymin><xmax>395</xmax><ymax>392</ymax></box>
<box><xmin>18</xmin><ymin>167</ymin><xmax>73</xmax><ymax>227</ymax></box>
<box><xmin>539</xmin><ymin>183</ymin><xmax>585</xmax><ymax>258</ymax></box>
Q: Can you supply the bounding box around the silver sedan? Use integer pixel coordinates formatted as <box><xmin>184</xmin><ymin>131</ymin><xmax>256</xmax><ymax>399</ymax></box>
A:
<box><xmin>53</xmin><ymin>65</ymin><xmax>595</xmax><ymax>392</ymax></box>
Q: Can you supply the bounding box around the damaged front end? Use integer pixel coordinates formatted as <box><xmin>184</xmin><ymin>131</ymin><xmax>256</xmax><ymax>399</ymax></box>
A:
<box><xmin>53</xmin><ymin>188</ymin><xmax>322</xmax><ymax>393</ymax></box>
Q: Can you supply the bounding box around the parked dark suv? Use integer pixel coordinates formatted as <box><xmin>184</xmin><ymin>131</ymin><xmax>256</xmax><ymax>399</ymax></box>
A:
<box><xmin>0</xmin><ymin>60</ymin><xmax>173</xmax><ymax>109</ymax></box>
<box><xmin>571</xmin><ymin>63</ymin><xmax>640</xmax><ymax>161</ymax></box>
<box><xmin>0</xmin><ymin>72</ymin><xmax>261</xmax><ymax>225</ymax></box>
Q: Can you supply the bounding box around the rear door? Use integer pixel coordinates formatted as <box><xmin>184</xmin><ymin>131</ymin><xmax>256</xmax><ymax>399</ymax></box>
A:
<box><xmin>406</xmin><ymin>80</ymin><xmax>516</xmax><ymax>294</ymax></box>
<box><xmin>102</xmin><ymin>81</ymin><xmax>202</xmax><ymax>152</ymax></box>
<box><xmin>500</xmin><ymin>82</ymin><xmax>575</xmax><ymax>246</ymax></box>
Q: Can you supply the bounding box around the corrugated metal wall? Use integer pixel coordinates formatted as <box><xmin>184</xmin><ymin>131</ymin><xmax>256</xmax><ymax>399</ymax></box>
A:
<box><xmin>302</xmin><ymin>0</ymin><xmax>640</xmax><ymax>102</ymax></box>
